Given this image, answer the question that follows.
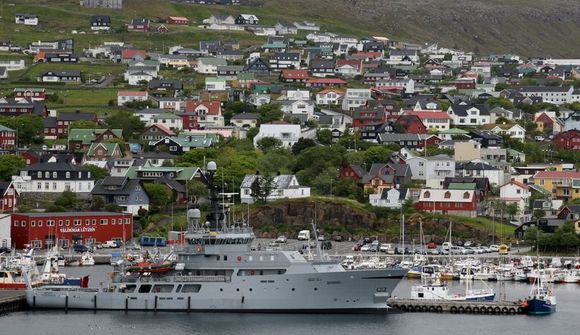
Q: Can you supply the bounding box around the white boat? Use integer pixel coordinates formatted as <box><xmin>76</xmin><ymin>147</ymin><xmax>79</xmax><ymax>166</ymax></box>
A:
<box><xmin>560</xmin><ymin>270</ymin><xmax>580</xmax><ymax>283</ymax></box>
<box><xmin>80</xmin><ymin>252</ymin><xmax>95</xmax><ymax>266</ymax></box>
<box><xmin>410</xmin><ymin>268</ymin><xmax>494</xmax><ymax>301</ymax></box>
<box><xmin>473</xmin><ymin>263</ymin><xmax>496</xmax><ymax>281</ymax></box>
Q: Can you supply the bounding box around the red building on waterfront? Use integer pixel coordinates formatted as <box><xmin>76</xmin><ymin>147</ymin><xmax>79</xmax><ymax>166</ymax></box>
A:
<box><xmin>415</xmin><ymin>189</ymin><xmax>478</xmax><ymax>217</ymax></box>
<box><xmin>10</xmin><ymin>212</ymin><xmax>133</xmax><ymax>249</ymax></box>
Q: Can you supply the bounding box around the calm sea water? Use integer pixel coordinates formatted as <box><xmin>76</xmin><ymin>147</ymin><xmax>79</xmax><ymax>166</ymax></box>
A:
<box><xmin>1</xmin><ymin>266</ymin><xmax>578</xmax><ymax>335</ymax></box>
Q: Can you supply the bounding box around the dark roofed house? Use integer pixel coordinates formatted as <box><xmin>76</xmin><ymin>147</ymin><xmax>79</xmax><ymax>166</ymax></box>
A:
<box><xmin>39</xmin><ymin>70</ymin><xmax>81</xmax><ymax>83</ymax></box>
<box><xmin>90</xmin><ymin>15</ymin><xmax>111</xmax><ymax>31</ymax></box>
<box><xmin>341</xmin><ymin>164</ymin><xmax>366</xmax><ymax>182</ymax></box>
<box><xmin>91</xmin><ymin>176</ymin><xmax>149</xmax><ymax>215</ymax></box>
<box><xmin>244</xmin><ymin>58</ymin><xmax>271</xmax><ymax>75</ymax></box>
<box><xmin>0</xmin><ymin>97</ymin><xmax>47</xmax><ymax>117</ymax></box>
<box><xmin>309</xmin><ymin>59</ymin><xmax>335</xmax><ymax>77</ymax></box>
<box><xmin>0</xmin><ymin>181</ymin><xmax>19</xmax><ymax>212</ymax></box>
<box><xmin>127</xmin><ymin>18</ymin><xmax>151</xmax><ymax>32</ymax></box>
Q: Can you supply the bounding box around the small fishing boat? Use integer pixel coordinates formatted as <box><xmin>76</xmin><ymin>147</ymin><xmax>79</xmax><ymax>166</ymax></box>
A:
<box><xmin>473</xmin><ymin>263</ymin><xmax>496</xmax><ymax>281</ymax></box>
<box><xmin>560</xmin><ymin>269</ymin><xmax>580</xmax><ymax>283</ymax></box>
<box><xmin>523</xmin><ymin>269</ymin><xmax>557</xmax><ymax>315</ymax></box>
<box><xmin>125</xmin><ymin>261</ymin><xmax>174</xmax><ymax>273</ymax></box>
<box><xmin>80</xmin><ymin>252</ymin><xmax>95</xmax><ymax>266</ymax></box>
<box><xmin>0</xmin><ymin>270</ymin><xmax>42</xmax><ymax>289</ymax></box>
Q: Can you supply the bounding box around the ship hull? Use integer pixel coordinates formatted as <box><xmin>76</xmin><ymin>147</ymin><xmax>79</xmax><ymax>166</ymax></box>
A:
<box><xmin>526</xmin><ymin>298</ymin><xmax>556</xmax><ymax>315</ymax></box>
<box><xmin>27</xmin><ymin>268</ymin><xmax>407</xmax><ymax>313</ymax></box>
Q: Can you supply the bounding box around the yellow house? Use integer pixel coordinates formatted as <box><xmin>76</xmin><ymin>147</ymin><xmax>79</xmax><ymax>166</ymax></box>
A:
<box><xmin>532</xmin><ymin>171</ymin><xmax>580</xmax><ymax>200</ymax></box>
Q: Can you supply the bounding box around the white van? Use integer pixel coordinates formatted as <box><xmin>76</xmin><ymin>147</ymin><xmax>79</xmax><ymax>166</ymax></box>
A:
<box><xmin>442</xmin><ymin>242</ymin><xmax>452</xmax><ymax>251</ymax></box>
<box><xmin>297</xmin><ymin>230</ymin><xmax>310</xmax><ymax>241</ymax></box>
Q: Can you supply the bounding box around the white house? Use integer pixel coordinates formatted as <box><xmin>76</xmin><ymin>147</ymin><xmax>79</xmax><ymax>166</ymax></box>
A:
<box><xmin>205</xmin><ymin>77</ymin><xmax>227</xmax><ymax>91</ymax></box>
<box><xmin>240</xmin><ymin>174</ymin><xmax>310</xmax><ymax>204</ymax></box>
<box><xmin>375</xmin><ymin>78</ymin><xmax>415</xmax><ymax>94</ymax></box>
<box><xmin>0</xmin><ymin>214</ymin><xmax>11</xmax><ymax>250</ymax></box>
<box><xmin>481</xmin><ymin>123</ymin><xmax>526</xmax><ymax>142</ymax></box>
<box><xmin>447</xmin><ymin>102</ymin><xmax>490</xmax><ymax>126</ymax></box>
<box><xmin>369</xmin><ymin>188</ymin><xmax>410</xmax><ymax>209</ymax></box>
<box><xmin>125</xmin><ymin>71</ymin><xmax>155</xmax><ymax>85</ymax></box>
<box><xmin>12</xmin><ymin>159</ymin><xmax>94</xmax><ymax>195</ymax></box>
<box><xmin>197</xmin><ymin>57</ymin><xmax>228</xmax><ymax>74</ymax></box>
<box><xmin>342</xmin><ymin>88</ymin><xmax>371</xmax><ymax>111</ymax></box>
<box><xmin>316</xmin><ymin>89</ymin><xmax>344</xmax><ymax>106</ymax></box>
<box><xmin>147</xmin><ymin>112</ymin><xmax>183</xmax><ymax>131</ymax></box>
<box><xmin>406</xmin><ymin>154</ymin><xmax>455</xmax><ymax>188</ymax></box>
<box><xmin>500</xmin><ymin>179</ymin><xmax>531</xmax><ymax>224</ymax></box>
<box><xmin>405</xmin><ymin>111</ymin><xmax>451</xmax><ymax>131</ymax></box>
<box><xmin>518</xmin><ymin>86</ymin><xmax>573</xmax><ymax>105</ymax></box>
<box><xmin>456</xmin><ymin>161</ymin><xmax>505</xmax><ymax>186</ymax></box>
<box><xmin>280</xmin><ymin>100</ymin><xmax>315</xmax><ymax>121</ymax></box>
<box><xmin>15</xmin><ymin>13</ymin><xmax>38</xmax><ymax>26</ymax></box>
<box><xmin>253</xmin><ymin>124</ymin><xmax>301</xmax><ymax>148</ymax></box>
<box><xmin>387</xmin><ymin>49</ymin><xmax>419</xmax><ymax>65</ymax></box>
<box><xmin>157</xmin><ymin>97</ymin><xmax>185</xmax><ymax>111</ymax></box>
<box><xmin>117</xmin><ymin>90</ymin><xmax>148</xmax><ymax>106</ymax></box>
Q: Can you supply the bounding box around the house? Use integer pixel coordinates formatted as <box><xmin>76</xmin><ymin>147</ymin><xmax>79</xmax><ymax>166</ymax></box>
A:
<box><xmin>279</xmin><ymin>69</ymin><xmax>309</xmax><ymax>83</ymax></box>
<box><xmin>149</xmin><ymin>133</ymin><xmax>215</xmax><ymax>155</ymax></box>
<box><xmin>0</xmin><ymin>98</ymin><xmax>47</xmax><ymax>117</ymax></box>
<box><xmin>203</xmin><ymin>15</ymin><xmax>236</xmax><ymax>25</ymax></box>
<box><xmin>405</xmin><ymin>111</ymin><xmax>451</xmax><ymax>131</ymax></box>
<box><xmin>148</xmin><ymin>79</ymin><xmax>183</xmax><ymax>97</ymax></box>
<box><xmin>340</xmin><ymin>164</ymin><xmax>366</xmax><ymax>182</ymax></box>
<box><xmin>235</xmin><ymin>14</ymin><xmax>259</xmax><ymax>25</ymax></box>
<box><xmin>518</xmin><ymin>86</ymin><xmax>573</xmax><ymax>105</ymax></box>
<box><xmin>91</xmin><ymin>177</ymin><xmax>149</xmax><ymax>215</ymax></box>
<box><xmin>316</xmin><ymin>89</ymin><xmax>344</xmax><ymax>106</ymax></box>
<box><xmin>13</xmin><ymin>88</ymin><xmax>46</xmax><ymax>101</ymax></box>
<box><xmin>480</xmin><ymin>123</ymin><xmax>526</xmax><ymax>142</ymax></box>
<box><xmin>406</xmin><ymin>154</ymin><xmax>455</xmax><ymax>186</ymax></box>
<box><xmin>39</xmin><ymin>71</ymin><xmax>81</xmax><ymax>83</ymax></box>
<box><xmin>253</xmin><ymin>124</ymin><xmax>301</xmax><ymax>148</ymax></box>
<box><xmin>90</xmin><ymin>15</ymin><xmax>111</xmax><ymax>30</ymax></box>
<box><xmin>127</xmin><ymin>18</ymin><xmax>151</xmax><ymax>32</ymax></box>
<box><xmin>274</xmin><ymin>22</ymin><xmax>298</xmax><ymax>35</ymax></box>
<box><xmin>392</xmin><ymin>114</ymin><xmax>427</xmax><ymax>134</ymax></box>
<box><xmin>553</xmin><ymin>129</ymin><xmax>580</xmax><ymax>151</ymax></box>
<box><xmin>15</xmin><ymin>13</ymin><xmax>38</xmax><ymax>26</ymax></box>
<box><xmin>0</xmin><ymin>125</ymin><xmax>16</xmax><ymax>149</ymax></box>
<box><xmin>230</xmin><ymin>113</ymin><xmax>259</xmax><ymax>129</ymax></box>
<box><xmin>376</xmin><ymin>133</ymin><xmax>425</xmax><ymax>149</ymax></box>
<box><xmin>197</xmin><ymin>57</ymin><xmax>228</xmax><ymax>74</ymax></box>
<box><xmin>279</xmin><ymin>100</ymin><xmax>315</xmax><ymax>123</ymax></box>
<box><xmin>68</xmin><ymin>128</ymin><xmax>123</xmax><ymax>151</ymax></box>
<box><xmin>447</xmin><ymin>102</ymin><xmax>490</xmax><ymax>126</ymax></box>
<box><xmin>121</xmin><ymin>49</ymin><xmax>148</xmax><ymax>63</ymax></box>
<box><xmin>456</xmin><ymin>161</ymin><xmax>504</xmax><ymax>186</ymax></box>
<box><xmin>205</xmin><ymin>77</ymin><xmax>227</xmax><ymax>91</ymax></box>
<box><xmin>86</xmin><ymin>142</ymin><xmax>122</xmax><ymax>161</ymax></box>
<box><xmin>531</xmin><ymin>170</ymin><xmax>580</xmax><ymax>201</ymax></box>
<box><xmin>140</xmin><ymin>124</ymin><xmax>176</xmax><ymax>142</ymax></box>
<box><xmin>36</xmin><ymin>51</ymin><xmax>79</xmax><ymax>63</ymax></box>
<box><xmin>564</xmin><ymin>110</ymin><xmax>580</xmax><ymax>131</ymax></box>
<box><xmin>117</xmin><ymin>90</ymin><xmax>148</xmax><ymax>106</ymax></box>
<box><xmin>387</xmin><ymin>49</ymin><xmax>419</xmax><ymax>65</ymax></box>
<box><xmin>369</xmin><ymin>188</ymin><xmax>410</xmax><ymax>209</ymax></box>
<box><xmin>469</xmin><ymin>130</ymin><xmax>503</xmax><ymax>147</ymax></box>
<box><xmin>0</xmin><ymin>182</ymin><xmax>18</xmax><ymax>213</ymax></box>
<box><xmin>11</xmin><ymin>211</ymin><xmax>132</xmax><ymax>249</ymax></box>
<box><xmin>166</xmin><ymin>16</ymin><xmax>189</xmax><ymax>25</ymax></box>
<box><xmin>216</xmin><ymin>65</ymin><xmax>244</xmax><ymax>79</ymax></box>
<box><xmin>304</xmin><ymin>78</ymin><xmax>347</xmax><ymax>88</ymax></box>
<box><xmin>157</xmin><ymin>97</ymin><xmax>185</xmax><ymax>111</ymax></box>
<box><xmin>342</xmin><ymin>88</ymin><xmax>372</xmax><ymax>111</ymax></box>
<box><xmin>240</xmin><ymin>174</ymin><xmax>310</xmax><ymax>204</ymax></box>
<box><xmin>158</xmin><ymin>54</ymin><xmax>190</xmax><ymax>68</ymax></box>
<box><xmin>309</xmin><ymin>59</ymin><xmax>335</xmax><ymax>77</ymax></box>
<box><xmin>534</xmin><ymin>111</ymin><xmax>563</xmax><ymax>135</ymax></box>
<box><xmin>55</xmin><ymin>111</ymin><xmax>97</xmax><ymax>137</ymax></box>
<box><xmin>335</xmin><ymin>59</ymin><xmax>362</xmax><ymax>77</ymax></box>
<box><xmin>375</xmin><ymin>78</ymin><xmax>415</xmax><ymax>94</ymax></box>
<box><xmin>244</xmin><ymin>58</ymin><xmax>271</xmax><ymax>75</ymax></box>
<box><xmin>182</xmin><ymin>100</ymin><xmax>224</xmax><ymax>129</ymax></box>
<box><xmin>11</xmin><ymin>155</ymin><xmax>94</xmax><ymax>194</ymax></box>
<box><xmin>361</xmin><ymin>163</ymin><xmax>412</xmax><ymax>194</ymax></box>
<box><xmin>270</xmin><ymin>52</ymin><xmax>301</xmax><ymax>70</ymax></box>
<box><xmin>148</xmin><ymin>112</ymin><xmax>183</xmax><ymax>131</ymax></box>
<box><xmin>442</xmin><ymin>177</ymin><xmax>491</xmax><ymax>202</ymax></box>
<box><xmin>500</xmin><ymin>179</ymin><xmax>531</xmax><ymax>224</ymax></box>
<box><xmin>415</xmin><ymin>189</ymin><xmax>477</xmax><ymax>217</ymax></box>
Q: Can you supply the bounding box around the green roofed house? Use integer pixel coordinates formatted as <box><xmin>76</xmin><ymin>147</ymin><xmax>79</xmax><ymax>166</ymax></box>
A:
<box><xmin>68</xmin><ymin>128</ymin><xmax>124</xmax><ymax>151</ymax></box>
<box><xmin>149</xmin><ymin>133</ymin><xmax>216</xmax><ymax>155</ymax></box>
<box><xmin>86</xmin><ymin>142</ymin><xmax>123</xmax><ymax>161</ymax></box>
<box><xmin>447</xmin><ymin>182</ymin><xmax>477</xmax><ymax>190</ymax></box>
<box><xmin>124</xmin><ymin>166</ymin><xmax>202</xmax><ymax>204</ymax></box>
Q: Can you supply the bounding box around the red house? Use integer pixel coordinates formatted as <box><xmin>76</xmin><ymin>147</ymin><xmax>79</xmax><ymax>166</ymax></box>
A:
<box><xmin>166</xmin><ymin>16</ymin><xmax>189</xmax><ymax>25</ymax></box>
<box><xmin>127</xmin><ymin>18</ymin><xmax>151</xmax><ymax>32</ymax></box>
<box><xmin>340</xmin><ymin>164</ymin><xmax>366</xmax><ymax>182</ymax></box>
<box><xmin>0</xmin><ymin>182</ymin><xmax>18</xmax><ymax>213</ymax></box>
<box><xmin>553</xmin><ymin>129</ymin><xmax>580</xmax><ymax>151</ymax></box>
<box><xmin>182</xmin><ymin>100</ymin><xmax>222</xmax><ymax>130</ymax></box>
<box><xmin>0</xmin><ymin>124</ymin><xmax>16</xmax><ymax>149</ymax></box>
<box><xmin>448</xmin><ymin>79</ymin><xmax>476</xmax><ymax>90</ymax></box>
<box><xmin>10</xmin><ymin>212</ymin><xmax>133</xmax><ymax>249</ymax></box>
<box><xmin>19</xmin><ymin>151</ymin><xmax>39</xmax><ymax>166</ymax></box>
<box><xmin>415</xmin><ymin>189</ymin><xmax>478</xmax><ymax>217</ymax></box>
<box><xmin>305</xmin><ymin>78</ymin><xmax>348</xmax><ymax>88</ymax></box>
<box><xmin>13</xmin><ymin>88</ymin><xmax>46</xmax><ymax>101</ymax></box>
<box><xmin>56</xmin><ymin>111</ymin><xmax>97</xmax><ymax>137</ymax></box>
<box><xmin>393</xmin><ymin>114</ymin><xmax>427</xmax><ymax>134</ymax></box>
<box><xmin>279</xmin><ymin>69</ymin><xmax>309</xmax><ymax>83</ymax></box>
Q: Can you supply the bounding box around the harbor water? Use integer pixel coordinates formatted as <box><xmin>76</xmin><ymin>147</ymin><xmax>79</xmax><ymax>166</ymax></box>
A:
<box><xmin>1</xmin><ymin>265</ymin><xmax>578</xmax><ymax>335</ymax></box>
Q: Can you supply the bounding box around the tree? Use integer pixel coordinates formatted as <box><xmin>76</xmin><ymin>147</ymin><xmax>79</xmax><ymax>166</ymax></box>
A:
<box><xmin>144</xmin><ymin>184</ymin><xmax>172</xmax><ymax>212</ymax></box>
<box><xmin>257</xmin><ymin>137</ymin><xmax>282</xmax><ymax>152</ymax></box>
<box><xmin>105</xmin><ymin>111</ymin><xmax>145</xmax><ymax>139</ymax></box>
<box><xmin>90</xmin><ymin>196</ymin><xmax>106</xmax><ymax>211</ymax></box>
<box><xmin>316</xmin><ymin>129</ymin><xmax>333</xmax><ymax>145</ymax></box>
<box><xmin>495</xmin><ymin>116</ymin><xmax>509</xmax><ymax>124</ymax></box>
<box><xmin>0</xmin><ymin>114</ymin><xmax>44</xmax><ymax>145</ymax></box>
<box><xmin>506</xmin><ymin>202</ymin><xmax>519</xmax><ymax>220</ymax></box>
<box><xmin>84</xmin><ymin>164</ymin><xmax>110</xmax><ymax>181</ymax></box>
<box><xmin>257</xmin><ymin>103</ymin><xmax>284</xmax><ymax>124</ymax></box>
<box><xmin>250</xmin><ymin>174</ymin><xmax>275</xmax><ymax>203</ymax></box>
<box><xmin>54</xmin><ymin>191</ymin><xmax>78</xmax><ymax>210</ymax></box>
<box><xmin>187</xmin><ymin>180</ymin><xmax>208</xmax><ymax>205</ymax></box>
<box><xmin>363</xmin><ymin>145</ymin><xmax>394</xmax><ymax>167</ymax></box>
<box><xmin>292</xmin><ymin>138</ymin><xmax>316</xmax><ymax>154</ymax></box>
<box><xmin>246</xmin><ymin>127</ymin><xmax>259</xmax><ymax>141</ymax></box>
<box><xmin>0</xmin><ymin>155</ymin><xmax>25</xmax><ymax>181</ymax></box>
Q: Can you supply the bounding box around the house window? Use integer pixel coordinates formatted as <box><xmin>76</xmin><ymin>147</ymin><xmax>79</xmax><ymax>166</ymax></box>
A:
<box><xmin>31</xmin><ymin>220</ymin><xmax>35</xmax><ymax>227</ymax></box>
<box><xmin>58</xmin><ymin>220</ymin><xmax>63</xmax><ymax>226</ymax></box>
<box><xmin>100</xmin><ymin>219</ymin><xmax>108</xmax><ymax>225</ymax></box>
<box><xmin>92</xmin><ymin>219</ymin><xmax>97</xmax><ymax>225</ymax></box>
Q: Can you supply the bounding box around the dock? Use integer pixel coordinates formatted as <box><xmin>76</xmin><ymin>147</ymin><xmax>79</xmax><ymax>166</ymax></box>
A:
<box><xmin>0</xmin><ymin>290</ymin><xmax>26</xmax><ymax>314</ymax></box>
<box><xmin>387</xmin><ymin>298</ymin><xmax>525</xmax><ymax>315</ymax></box>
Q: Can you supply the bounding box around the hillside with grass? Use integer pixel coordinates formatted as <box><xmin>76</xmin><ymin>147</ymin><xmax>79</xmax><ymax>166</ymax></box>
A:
<box><xmin>1</xmin><ymin>0</ymin><xmax>579</xmax><ymax>56</ymax></box>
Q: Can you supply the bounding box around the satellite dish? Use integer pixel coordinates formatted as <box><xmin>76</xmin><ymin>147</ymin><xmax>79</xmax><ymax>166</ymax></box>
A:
<box><xmin>207</xmin><ymin>161</ymin><xmax>217</xmax><ymax>172</ymax></box>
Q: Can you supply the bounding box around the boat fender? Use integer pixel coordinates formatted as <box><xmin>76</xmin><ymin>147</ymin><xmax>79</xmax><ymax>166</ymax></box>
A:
<box><xmin>450</xmin><ymin>306</ymin><xmax>458</xmax><ymax>314</ymax></box>
<box><xmin>493</xmin><ymin>307</ymin><xmax>500</xmax><ymax>314</ymax></box>
<box><xmin>501</xmin><ymin>307</ymin><xmax>508</xmax><ymax>314</ymax></box>
<box><xmin>509</xmin><ymin>308</ymin><xmax>516</xmax><ymax>314</ymax></box>
<box><xmin>435</xmin><ymin>306</ymin><xmax>443</xmax><ymax>313</ymax></box>
<box><xmin>400</xmin><ymin>305</ymin><xmax>407</xmax><ymax>312</ymax></box>
<box><xmin>237</xmin><ymin>256</ymin><xmax>242</xmax><ymax>262</ymax></box>
<box><xmin>472</xmin><ymin>307</ymin><xmax>480</xmax><ymax>314</ymax></box>
<box><xmin>465</xmin><ymin>306</ymin><xmax>472</xmax><ymax>314</ymax></box>
<box><xmin>517</xmin><ymin>306</ymin><xmax>524</xmax><ymax>314</ymax></box>
<box><xmin>408</xmin><ymin>305</ymin><xmax>415</xmax><ymax>312</ymax></box>
<box><xmin>421</xmin><ymin>305</ymin><xmax>428</xmax><ymax>312</ymax></box>
<box><xmin>457</xmin><ymin>306</ymin><xmax>465</xmax><ymax>313</ymax></box>
<box><xmin>428</xmin><ymin>306</ymin><xmax>435</xmax><ymax>313</ymax></box>
<box><xmin>392</xmin><ymin>304</ymin><xmax>399</xmax><ymax>310</ymax></box>
<box><xmin>487</xmin><ymin>306</ymin><xmax>494</xmax><ymax>314</ymax></box>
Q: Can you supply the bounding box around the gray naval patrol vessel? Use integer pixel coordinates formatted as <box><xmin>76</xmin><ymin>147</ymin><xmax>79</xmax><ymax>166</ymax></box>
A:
<box><xmin>26</xmin><ymin>162</ymin><xmax>407</xmax><ymax>313</ymax></box>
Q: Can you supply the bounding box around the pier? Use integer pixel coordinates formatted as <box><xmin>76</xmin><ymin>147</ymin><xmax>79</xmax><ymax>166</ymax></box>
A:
<box><xmin>387</xmin><ymin>298</ymin><xmax>525</xmax><ymax>315</ymax></box>
<box><xmin>0</xmin><ymin>290</ymin><xmax>26</xmax><ymax>314</ymax></box>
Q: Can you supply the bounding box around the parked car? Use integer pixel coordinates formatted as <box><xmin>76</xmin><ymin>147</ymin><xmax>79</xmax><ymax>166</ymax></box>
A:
<box><xmin>352</xmin><ymin>240</ymin><xmax>365</xmax><ymax>251</ymax></box>
<box><xmin>317</xmin><ymin>235</ymin><xmax>325</xmax><ymax>241</ymax></box>
<box><xmin>275</xmin><ymin>236</ymin><xmax>288</xmax><ymax>243</ymax></box>
<box><xmin>125</xmin><ymin>243</ymin><xmax>141</xmax><ymax>251</ymax></box>
<box><xmin>268</xmin><ymin>240</ymin><xmax>278</xmax><ymax>247</ymax></box>
<box><xmin>534</xmin><ymin>135</ymin><xmax>545</xmax><ymax>141</ymax></box>
<box><xmin>73</xmin><ymin>244</ymin><xmax>92</xmax><ymax>253</ymax></box>
<box><xmin>102</xmin><ymin>240</ymin><xmax>120</xmax><ymax>248</ymax></box>
<box><xmin>333</xmin><ymin>235</ymin><xmax>343</xmax><ymax>242</ymax></box>
<box><xmin>360</xmin><ymin>244</ymin><xmax>372</xmax><ymax>252</ymax></box>
<box><xmin>379</xmin><ymin>243</ymin><xmax>392</xmax><ymax>253</ymax></box>
<box><xmin>427</xmin><ymin>241</ymin><xmax>437</xmax><ymax>249</ymax></box>
<box><xmin>489</xmin><ymin>244</ymin><xmax>500</xmax><ymax>252</ymax></box>
<box><xmin>320</xmin><ymin>241</ymin><xmax>332</xmax><ymax>250</ymax></box>
<box><xmin>463</xmin><ymin>240</ymin><xmax>473</xmax><ymax>247</ymax></box>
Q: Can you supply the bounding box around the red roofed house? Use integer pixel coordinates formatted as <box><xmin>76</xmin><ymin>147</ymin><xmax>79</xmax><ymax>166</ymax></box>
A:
<box><xmin>405</xmin><ymin>111</ymin><xmax>451</xmax><ymax>131</ymax></box>
<box><xmin>305</xmin><ymin>77</ymin><xmax>347</xmax><ymax>88</ymax></box>
<box><xmin>140</xmin><ymin>123</ymin><xmax>176</xmax><ymax>142</ymax></box>
<box><xmin>415</xmin><ymin>189</ymin><xmax>478</xmax><ymax>217</ymax></box>
<box><xmin>315</xmin><ymin>89</ymin><xmax>345</xmax><ymax>106</ymax></box>
<box><xmin>500</xmin><ymin>179</ymin><xmax>531</xmax><ymax>223</ymax></box>
<box><xmin>279</xmin><ymin>69</ymin><xmax>309</xmax><ymax>83</ymax></box>
<box><xmin>117</xmin><ymin>90</ymin><xmax>149</xmax><ymax>106</ymax></box>
<box><xmin>393</xmin><ymin>114</ymin><xmax>427</xmax><ymax>134</ymax></box>
<box><xmin>553</xmin><ymin>129</ymin><xmax>580</xmax><ymax>151</ymax></box>
<box><xmin>166</xmin><ymin>16</ymin><xmax>190</xmax><ymax>25</ymax></box>
<box><xmin>121</xmin><ymin>49</ymin><xmax>148</xmax><ymax>63</ymax></box>
<box><xmin>335</xmin><ymin>59</ymin><xmax>362</xmax><ymax>77</ymax></box>
<box><xmin>181</xmin><ymin>101</ymin><xmax>224</xmax><ymax>130</ymax></box>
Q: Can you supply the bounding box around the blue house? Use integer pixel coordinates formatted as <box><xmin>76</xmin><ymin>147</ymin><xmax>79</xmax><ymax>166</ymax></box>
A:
<box><xmin>91</xmin><ymin>176</ymin><xmax>149</xmax><ymax>215</ymax></box>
